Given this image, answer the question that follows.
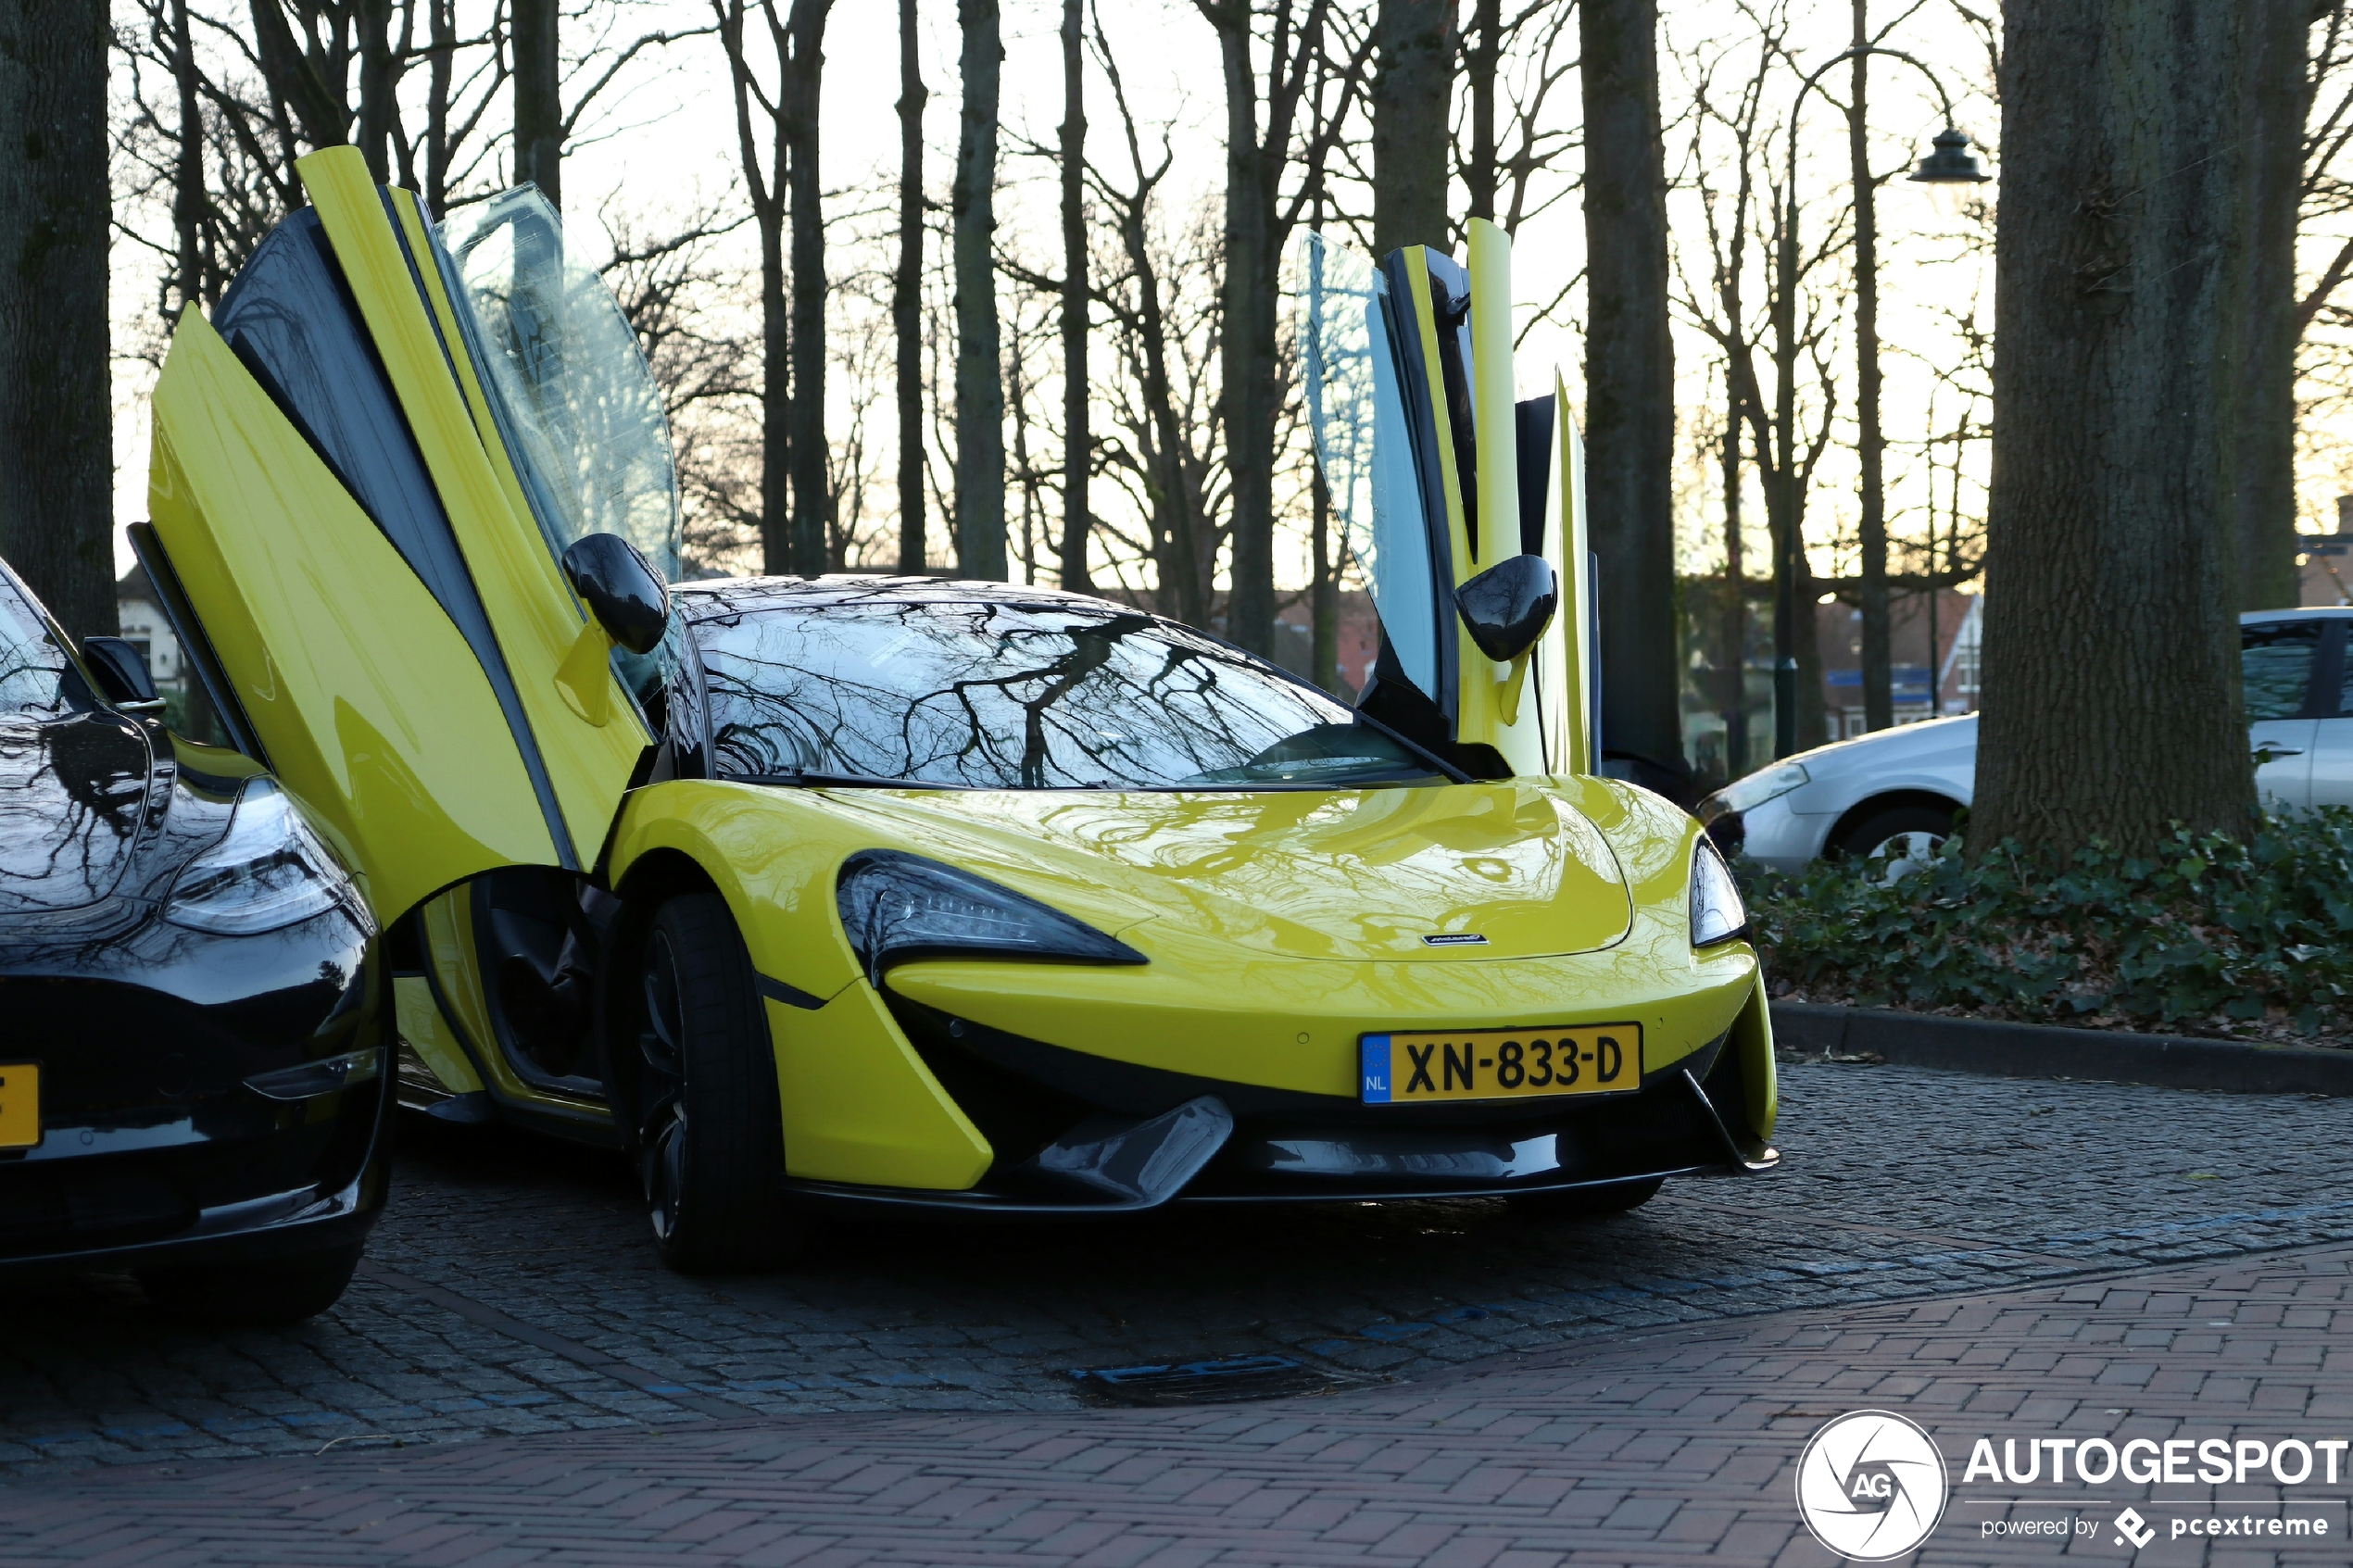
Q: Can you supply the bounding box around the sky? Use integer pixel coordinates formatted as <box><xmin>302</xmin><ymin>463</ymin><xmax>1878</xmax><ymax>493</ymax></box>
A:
<box><xmin>108</xmin><ymin>0</ymin><xmax>2007</xmax><ymax>592</ymax></box>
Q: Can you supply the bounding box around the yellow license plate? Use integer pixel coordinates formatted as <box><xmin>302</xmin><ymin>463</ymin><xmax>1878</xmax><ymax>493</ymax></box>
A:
<box><xmin>1359</xmin><ymin>1025</ymin><xmax>1641</xmax><ymax>1104</ymax></box>
<box><xmin>0</xmin><ymin>1062</ymin><xmax>39</xmax><ymax>1149</ymax></box>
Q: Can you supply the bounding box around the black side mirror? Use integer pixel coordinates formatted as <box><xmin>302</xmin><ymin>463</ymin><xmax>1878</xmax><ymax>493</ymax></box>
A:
<box><xmin>82</xmin><ymin>636</ymin><xmax>163</xmax><ymax>711</ymax></box>
<box><xmin>560</xmin><ymin>534</ymin><xmax>670</xmax><ymax>656</ymax></box>
<box><xmin>1453</xmin><ymin>553</ymin><xmax>1558</xmax><ymax>664</ymax></box>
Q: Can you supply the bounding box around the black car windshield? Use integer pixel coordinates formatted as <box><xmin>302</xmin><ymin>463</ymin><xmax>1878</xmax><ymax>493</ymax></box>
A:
<box><xmin>696</xmin><ymin>598</ymin><xmax>1446</xmax><ymax>790</ymax></box>
<box><xmin>0</xmin><ymin>571</ymin><xmax>72</xmax><ymax>719</ymax></box>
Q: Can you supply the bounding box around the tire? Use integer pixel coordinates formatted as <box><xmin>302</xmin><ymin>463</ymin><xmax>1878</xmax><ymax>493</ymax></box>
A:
<box><xmin>1509</xmin><ymin>1177</ymin><xmax>1664</xmax><ymax>1222</ymax></box>
<box><xmin>138</xmin><ymin>1242</ymin><xmax>362</xmax><ymax>1325</ymax></box>
<box><xmin>1831</xmin><ymin>801</ymin><xmax>1956</xmax><ymax>874</ymax></box>
<box><xmin>628</xmin><ymin>891</ymin><xmax>797</xmax><ymax>1273</ymax></box>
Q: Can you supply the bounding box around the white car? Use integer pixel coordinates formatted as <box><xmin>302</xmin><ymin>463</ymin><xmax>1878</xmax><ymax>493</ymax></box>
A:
<box><xmin>1700</xmin><ymin>608</ymin><xmax>2353</xmax><ymax>873</ymax></box>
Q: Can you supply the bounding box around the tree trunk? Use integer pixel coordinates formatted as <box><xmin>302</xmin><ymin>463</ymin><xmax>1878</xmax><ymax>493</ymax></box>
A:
<box><xmin>897</xmin><ymin>0</ymin><xmax>927</xmax><ymax>574</ymax></box>
<box><xmin>1372</xmin><ymin>0</ymin><xmax>1452</xmax><ymax>256</ymax></box>
<box><xmin>759</xmin><ymin>117</ymin><xmax>789</xmax><ymax>576</ymax></box>
<box><xmin>0</xmin><ymin>0</ymin><xmax>113</xmax><ymax>642</ymax></box>
<box><xmin>512</xmin><ymin>0</ymin><xmax>560</xmax><ymax>207</ymax></box>
<box><xmin>1850</xmin><ymin>6</ymin><xmax>1892</xmax><ymax>731</ymax></box>
<box><xmin>2228</xmin><ymin>3</ymin><xmax>2308</xmax><ymax>614</ymax></box>
<box><xmin>786</xmin><ymin>2</ymin><xmax>832</xmax><ymax>576</ymax></box>
<box><xmin>1721</xmin><ymin>404</ymin><xmax>1747</xmax><ymax>778</ymax></box>
<box><xmin>953</xmin><ymin>0</ymin><xmax>1006</xmax><ymax>580</ymax></box>
<box><xmin>1464</xmin><ymin>0</ymin><xmax>1498</xmax><ymax>226</ymax></box>
<box><xmin>1972</xmin><ymin>0</ymin><xmax>2271</xmax><ymax>856</ymax></box>
<box><xmin>356</xmin><ymin>0</ymin><xmax>396</xmax><ymax>181</ymax></box>
<box><xmin>1579</xmin><ymin>0</ymin><xmax>1680</xmax><ymax>771</ymax></box>
<box><xmin>171</xmin><ymin>0</ymin><xmax>209</xmax><ymax>309</ymax></box>
<box><xmin>1058</xmin><ymin>0</ymin><xmax>1090</xmax><ymax>593</ymax></box>
<box><xmin>424</xmin><ymin>0</ymin><xmax>457</xmax><ymax>214</ymax></box>
<box><xmin>1211</xmin><ymin>11</ymin><xmax>1272</xmax><ymax>654</ymax></box>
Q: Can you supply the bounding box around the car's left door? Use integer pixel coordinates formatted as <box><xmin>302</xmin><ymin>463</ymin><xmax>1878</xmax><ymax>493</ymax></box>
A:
<box><xmin>2244</xmin><ymin>619</ymin><xmax>2324</xmax><ymax>811</ymax></box>
<box><xmin>140</xmin><ymin>147</ymin><xmax>673</xmax><ymax>928</ymax></box>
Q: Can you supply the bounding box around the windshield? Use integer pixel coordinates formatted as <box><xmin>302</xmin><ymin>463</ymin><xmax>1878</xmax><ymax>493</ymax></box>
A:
<box><xmin>435</xmin><ymin>187</ymin><xmax>682</xmax><ymax>583</ymax></box>
<box><xmin>696</xmin><ymin>598</ymin><xmax>1446</xmax><ymax>790</ymax></box>
<box><xmin>0</xmin><ymin>569</ymin><xmax>74</xmax><ymax>719</ymax></box>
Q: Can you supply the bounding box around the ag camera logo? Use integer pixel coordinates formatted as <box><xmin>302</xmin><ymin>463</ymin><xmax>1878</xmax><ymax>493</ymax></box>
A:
<box><xmin>1796</xmin><ymin>1410</ymin><xmax>1950</xmax><ymax>1560</ymax></box>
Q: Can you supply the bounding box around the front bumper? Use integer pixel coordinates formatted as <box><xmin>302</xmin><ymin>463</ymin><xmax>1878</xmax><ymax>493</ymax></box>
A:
<box><xmin>0</xmin><ymin>906</ymin><xmax>393</xmax><ymax>1273</ymax></box>
<box><xmin>783</xmin><ymin>997</ymin><xmax>1777</xmax><ymax>1216</ymax></box>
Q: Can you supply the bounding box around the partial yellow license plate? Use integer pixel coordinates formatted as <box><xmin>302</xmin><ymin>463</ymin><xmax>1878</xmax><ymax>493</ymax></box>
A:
<box><xmin>0</xmin><ymin>1062</ymin><xmax>39</xmax><ymax>1149</ymax></box>
<box><xmin>1360</xmin><ymin>1025</ymin><xmax>1641</xmax><ymax>1104</ymax></box>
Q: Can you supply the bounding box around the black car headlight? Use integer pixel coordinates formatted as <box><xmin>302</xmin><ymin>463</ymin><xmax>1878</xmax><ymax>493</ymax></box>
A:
<box><xmin>165</xmin><ymin>778</ymin><xmax>369</xmax><ymax>936</ymax></box>
<box><xmin>836</xmin><ymin>850</ymin><xmax>1145</xmax><ymax>985</ymax></box>
<box><xmin>1690</xmin><ymin>836</ymin><xmax>1749</xmax><ymax>947</ymax></box>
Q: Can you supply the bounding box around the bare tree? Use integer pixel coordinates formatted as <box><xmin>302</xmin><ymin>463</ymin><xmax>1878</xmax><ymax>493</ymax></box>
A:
<box><xmin>1455</xmin><ymin>0</ymin><xmax>1577</xmax><ymax>244</ymax></box>
<box><xmin>0</xmin><ymin>0</ymin><xmax>113</xmax><ymax>640</ymax></box>
<box><xmin>952</xmin><ymin>0</ymin><xmax>1005</xmax><ymax>579</ymax></box>
<box><xmin>896</xmin><ymin>0</ymin><xmax>925</xmax><ymax>572</ymax></box>
<box><xmin>1057</xmin><ymin>0</ymin><xmax>1090</xmax><ymax>592</ymax></box>
<box><xmin>1583</xmin><ymin>0</ymin><xmax>1681</xmax><ymax>772</ymax></box>
<box><xmin>1972</xmin><ymin>2</ymin><xmax>2284</xmax><ymax>854</ymax></box>
<box><xmin>1372</xmin><ymin>0</ymin><xmax>1451</xmax><ymax>256</ymax></box>
<box><xmin>715</xmin><ymin>0</ymin><xmax>832</xmax><ymax>575</ymax></box>
<box><xmin>1192</xmin><ymin>0</ymin><xmax>1359</xmax><ymax>655</ymax></box>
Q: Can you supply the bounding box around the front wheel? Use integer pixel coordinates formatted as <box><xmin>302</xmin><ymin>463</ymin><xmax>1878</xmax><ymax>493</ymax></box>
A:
<box><xmin>629</xmin><ymin>891</ymin><xmax>799</xmax><ymax>1273</ymax></box>
<box><xmin>1832</xmin><ymin>802</ymin><xmax>1956</xmax><ymax>879</ymax></box>
<box><xmin>138</xmin><ymin>1241</ymin><xmax>362</xmax><ymax>1325</ymax></box>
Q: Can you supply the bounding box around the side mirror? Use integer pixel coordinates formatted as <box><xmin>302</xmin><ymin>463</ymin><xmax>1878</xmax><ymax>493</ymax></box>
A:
<box><xmin>82</xmin><ymin>635</ymin><xmax>164</xmax><ymax>711</ymax></box>
<box><xmin>1453</xmin><ymin>553</ymin><xmax>1558</xmax><ymax>664</ymax></box>
<box><xmin>560</xmin><ymin>534</ymin><xmax>670</xmax><ymax>656</ymax></box>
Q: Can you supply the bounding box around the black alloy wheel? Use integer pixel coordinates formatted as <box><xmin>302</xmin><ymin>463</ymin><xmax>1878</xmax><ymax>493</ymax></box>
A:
<box><xmin>1509</xmin><ymin>1176</ymin><xmax>1665</xmax><ymax>1222</ymax></box>
<box><xmin>631</xmin><ymin>892</ymin><xmax>798</xmax><ymax>1273</ymax></box>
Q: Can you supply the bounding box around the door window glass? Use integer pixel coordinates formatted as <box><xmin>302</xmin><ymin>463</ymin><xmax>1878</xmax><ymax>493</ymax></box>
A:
<box><xmin>1290</xmin><ymin>232</ymin><xmax>1441</xmax><ymax>704</ymax></box>
<box><xmin>0</xmin><ymin>570</ymin><xmax>70</xmax><ymax>718</ymax></box>
<box><xmin>436</xmin><ymin>188</ymin><xmax>683</xmax><ymax>583</ymax></box>
<box><xmin>2243</xmin><ymin>621</ymin><xmax>2322</xmax><ymax>721</ymax></box>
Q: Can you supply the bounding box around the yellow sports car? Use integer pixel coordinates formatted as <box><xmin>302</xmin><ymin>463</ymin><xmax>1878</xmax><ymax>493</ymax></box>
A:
<box><xmin>134</xmin><ymin>147</ymin><xmax>1776</xmax><ymax>1273</ymax></box>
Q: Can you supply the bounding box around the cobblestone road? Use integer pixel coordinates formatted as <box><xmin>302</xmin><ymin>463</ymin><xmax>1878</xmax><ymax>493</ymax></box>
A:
<box><xmin>5</xmin><ymin>1060</ymin><xmax>2351</xmax><ymax>1481</ymax></box>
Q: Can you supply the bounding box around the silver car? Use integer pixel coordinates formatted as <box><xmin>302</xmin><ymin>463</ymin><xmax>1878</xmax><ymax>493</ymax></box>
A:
<box><xmin>1700</xmin><ymin>608</ymin><xmax>2353</xmax><ymax>873</ymax></box>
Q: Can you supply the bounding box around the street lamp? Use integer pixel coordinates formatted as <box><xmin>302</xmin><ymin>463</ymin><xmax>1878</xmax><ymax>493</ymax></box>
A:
<box><xmin>1770</xmin><ymin>46</ymin><xmax>1986</xmax><ymax>761</ymax></box>
<box><xmin>1908</xmin><ymin>126</ymin><xmax>1993</xmax><ymax>218</ymax></box>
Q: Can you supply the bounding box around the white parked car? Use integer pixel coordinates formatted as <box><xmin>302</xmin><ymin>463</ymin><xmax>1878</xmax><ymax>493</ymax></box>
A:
<box><xmin>1699</xmin><ymin>608</ymin><xmax>2353</xmax><ymax>873</ymax></box>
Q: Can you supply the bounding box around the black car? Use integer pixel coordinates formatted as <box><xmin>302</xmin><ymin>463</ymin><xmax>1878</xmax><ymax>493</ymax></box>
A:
<box><xmin>0</xmin><ymin>554</ymin><xmax>390</xmax><ymax>1323</ymax></box>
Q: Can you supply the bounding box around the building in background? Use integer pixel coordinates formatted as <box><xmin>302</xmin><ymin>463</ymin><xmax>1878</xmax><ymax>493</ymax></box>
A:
<box><xmin>115</xmin><ymin>564</ymin><xmax>182</xmax><ymax>690</ymax></box>
<box><xmin>2299</xmin><ymin>496</ymin><xmax>2353</xmax><ymax>608</ymax></box>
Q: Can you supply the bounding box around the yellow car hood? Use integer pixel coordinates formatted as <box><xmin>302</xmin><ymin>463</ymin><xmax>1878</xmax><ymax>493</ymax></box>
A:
<box><xmin>808</xmin><ymin>781</ymin><xmax>1632</xmax><ymax>961</ymax></box>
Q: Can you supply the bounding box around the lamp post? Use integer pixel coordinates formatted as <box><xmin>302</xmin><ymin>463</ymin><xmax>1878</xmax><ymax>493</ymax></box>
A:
<box><xmin>1769</xmin><ymin>46</ymin><xmax>1987</xmax><ymax>760</ymax></box>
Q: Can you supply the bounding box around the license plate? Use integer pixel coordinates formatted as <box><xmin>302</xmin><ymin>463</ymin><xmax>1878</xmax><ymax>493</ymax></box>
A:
<box><xmin>0</xmin><ymin>1062</ymin><xmax>38</xmax><ymax>1149</ymax></box>
<box><xmin>1359</xmin><ymin>1025</ymin><xmax>1641</xmax><ymax>1104</ymax></box>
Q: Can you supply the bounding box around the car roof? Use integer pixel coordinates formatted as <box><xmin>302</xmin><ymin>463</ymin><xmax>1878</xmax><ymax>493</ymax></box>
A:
<box><xmin>2243</xmin><ymin>606</ymin><xmax>2353</xmax><ymax>622</ymax></box>
<box><xmin>671</xmin><ymin>572</ymin><xmax>1155</xmax><ymax>624</ymax></box>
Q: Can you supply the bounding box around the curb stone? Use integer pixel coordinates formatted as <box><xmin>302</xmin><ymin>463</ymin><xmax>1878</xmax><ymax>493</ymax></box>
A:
<box><xmin>1770</xmin><ymin>999</ymin><xmax>2353</xmax><ymax>1096</ymax></box>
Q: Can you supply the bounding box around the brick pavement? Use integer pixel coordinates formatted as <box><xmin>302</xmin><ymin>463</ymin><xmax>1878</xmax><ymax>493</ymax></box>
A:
<box><xmin>5</xmin><ymin>1241</ymin><xmax>2353</xmax><ymax>1565</ymax></box>
<box><xmin>13</xmin><ymin>1062</ymin><xmax>2353</xmax><ymax>1476</ymax></box>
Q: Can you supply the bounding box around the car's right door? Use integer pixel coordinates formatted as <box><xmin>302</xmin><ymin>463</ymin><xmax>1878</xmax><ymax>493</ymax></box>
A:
<box><xmin>2245</xmin><ymin>619</ymin><xmax>2324</xmax><ymax>810</ymax></box>
<box><xmin>2298</xmin><ymin>621</ymin><xmax>2353</xmax><ymax>807</ymax></box>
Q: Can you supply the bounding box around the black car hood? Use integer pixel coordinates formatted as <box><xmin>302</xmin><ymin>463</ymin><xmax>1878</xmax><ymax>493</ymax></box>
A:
<box><xmin>0</xmin><ymin>713</ymin><xmax>156</xmax><ymax>914</ymax></box>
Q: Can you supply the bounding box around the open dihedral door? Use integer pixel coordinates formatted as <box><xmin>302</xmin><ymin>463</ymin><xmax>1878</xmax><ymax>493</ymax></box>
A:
<box><xmin>141</xmin><ymin>146</ymin><xmax>674</xmax><ymax>926</ymax></box>
<box><xmin>1292</xmin><ymin>218</ymin><xmax>1593</xmax><ymax>778</ymax></box>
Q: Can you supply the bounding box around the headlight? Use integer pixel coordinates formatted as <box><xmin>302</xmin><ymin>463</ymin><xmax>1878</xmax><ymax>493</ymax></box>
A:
<box><xmin>1689</xmin><ymin>837</ymin><xmax>1749</xmax><ymax>947</ymax></box>
<box><xmin>837</xmin><ymin>850</ymin><xmax>1145</xmax><ymax>985</ymax></box>
<box><xmin>166</xmin><ymin>779</ymin><xmax>366</xmax><ymax>936</ymax></box>
<box><xmin>1703</xmin><ymin>761</ymin><xmax>1809</xmax><ymax>822</ymax></box>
